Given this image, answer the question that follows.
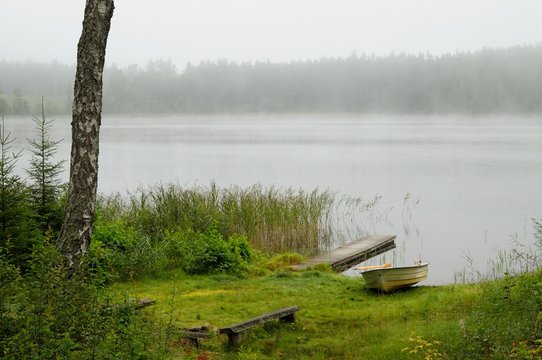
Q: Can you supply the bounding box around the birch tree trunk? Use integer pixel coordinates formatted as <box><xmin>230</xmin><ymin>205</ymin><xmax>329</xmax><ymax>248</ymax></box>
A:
<box><xmin>57</xmin><ymin>0</ymin><xmax>114</xmax><ymax>270</ymax></box>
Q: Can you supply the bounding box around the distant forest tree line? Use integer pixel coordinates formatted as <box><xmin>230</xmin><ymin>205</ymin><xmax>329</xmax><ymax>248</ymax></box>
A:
<box><xmin>1</xmin><ymin>44</ymin><xmax>541</xmax><ymax>115</ymax></box>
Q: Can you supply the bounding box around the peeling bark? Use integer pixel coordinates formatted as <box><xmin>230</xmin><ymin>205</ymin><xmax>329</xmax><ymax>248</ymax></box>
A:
<box><xmin>57</xmin><ymin>0</ymin><xmax>114</xmax><ymax>270</ymax></box>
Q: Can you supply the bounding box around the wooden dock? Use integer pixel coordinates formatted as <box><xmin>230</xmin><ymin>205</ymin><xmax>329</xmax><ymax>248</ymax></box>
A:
<box><xmin>293</xmin><ymin>235</ymin><xmax>396</xmax><ymax>272</ymax></box>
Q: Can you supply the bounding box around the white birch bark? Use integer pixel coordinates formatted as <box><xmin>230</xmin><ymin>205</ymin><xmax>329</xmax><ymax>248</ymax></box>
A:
<box><xmin>58</xmin><ymin>0</ymin><xmax>114</xmax><ymax>270</ymax></box>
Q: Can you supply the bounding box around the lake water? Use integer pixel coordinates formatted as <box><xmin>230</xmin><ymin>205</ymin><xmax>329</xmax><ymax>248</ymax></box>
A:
<box><xmin>6</xmin><ymin>114</ymin><xmax>542</xmax><ymax>284</ymax></box>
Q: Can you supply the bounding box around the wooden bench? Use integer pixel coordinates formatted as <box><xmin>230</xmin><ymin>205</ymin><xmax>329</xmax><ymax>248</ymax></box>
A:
<box><xmin>181</xmin><ymin>326</ymin><xmax>212</xmax><ymax>347</ymax></box>
<box><xmin>134</xmin><ymin>298</ymin><xmax>156</xmax><ymax>309</ymax></box>
<box><xmin>218</xmin><ymin>306</ymin><xmax>300</xmax><ymax>346</ymax></box>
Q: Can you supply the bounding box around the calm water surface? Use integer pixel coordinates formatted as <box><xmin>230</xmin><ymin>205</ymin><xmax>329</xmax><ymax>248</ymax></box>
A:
<box><xmin>7</xmin><ymin>114</ymin><xmax>542</xmax><ymax>284</ymax></box>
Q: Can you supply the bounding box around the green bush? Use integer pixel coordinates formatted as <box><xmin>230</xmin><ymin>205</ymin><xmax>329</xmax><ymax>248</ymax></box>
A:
<box><xmin>461</xmin><ymin>271</ymin><xmax>542</xmax><ymax>358</ymax></box>
<box><xmin>90</xmin><ymin>219</ymin><xmax>140</xmax><ymax>281</ymax></box>
<box><xmin>90</xmin><ymin>218</ymin><xmax>174</xmax><ymax>281</ymax></box>
<box><xmin>0</xmin><ymin>243</ymin><xmax>167</xmax><ymax>359</ymax></box>
<box><xmin>228</xmin><ymin>233</ymin><xmax>252</xmax><ymax>262</ymax></box>
<box><xmin>89</xmin><ymin>219</ymin><xmax>254</xmax><ymax>279</ymax></box>
<box><xmin>166</xmin><ymin>228</ymin><xmax>252</xmax><ymax>275</ymax></box>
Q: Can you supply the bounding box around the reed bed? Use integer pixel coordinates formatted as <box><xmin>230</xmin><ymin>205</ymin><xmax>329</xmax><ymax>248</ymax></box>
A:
<box><xmin>97</xmin><ymin>182</ymin><xmax>382</xmax><ymax>256</ymax></box>
<box><xmin>454</xmin><ymin>222</ymin><xmax>542</xmax><ymax>284</ymax></box>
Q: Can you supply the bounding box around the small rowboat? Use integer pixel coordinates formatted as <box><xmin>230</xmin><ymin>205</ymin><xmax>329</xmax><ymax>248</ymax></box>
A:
<box><xmin>359</xmin><ymin>262</ymin><xmax>428</xmax><ymax>292</ymax></box>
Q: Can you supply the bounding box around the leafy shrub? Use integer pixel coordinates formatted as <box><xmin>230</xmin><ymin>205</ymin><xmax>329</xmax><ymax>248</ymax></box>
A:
<box><xmin>401</xmin><ymin>333</ymin><xmax>443</xmax><ymax>359</ymax></box>
<box><xmin>90</xmin><ymin>219</ymin><xmax>141</xmax><ymax>281</ymax></box>
<box><xmin>461</xmin><ymin>271</ymin><xmax>542</xmax><ymax>358</ymax></box>
<box><xmin>90</xmin><ymin>218</ymin><xmax>175</xmax><ymax>281</ymax></box>
<box><xmin>166</xmin><ymin>228</ymin><xmax>252</xmax><ymax>275</ymax></box>
<box><xmin>228</xmin><ymin>233</ymin><xmax>252</xmax><ymax>262</ymax></box>
<box><xmin>509</xmin><ymin>339</ymin><xmax>542</xmax><ymax>359</ymax></box>
<box><xmin>0</xmin><ymin>243</ymin><xmax>167</xmax><ymax>359</ymax></box>
<box><xmin>89</xmin><ymin>218</ymin><xmax>254</xmax><ymax>280</ymax></box>
<box><xmin>93</xmin><ymin>218</ymin><xmax>133</xmax><ymax>250</ymax></box>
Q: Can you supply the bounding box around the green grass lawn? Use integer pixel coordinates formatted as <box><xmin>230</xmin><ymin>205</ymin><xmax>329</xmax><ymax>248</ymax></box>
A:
<box><xmin>111</xmin><ymin>269</ymin><xmax>481</xmax><ymax>359</ymax></box>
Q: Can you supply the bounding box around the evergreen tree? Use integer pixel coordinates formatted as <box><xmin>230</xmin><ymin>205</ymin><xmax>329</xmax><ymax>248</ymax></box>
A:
<box><xmin>26</xmin><ymin>98</ymin><xmax>66</xmax><ymax>234</ymax></box>
<box><xmin>0</xmin><ymin>116</ymin><xmax>36</xmax><ymax>266</ymax></box>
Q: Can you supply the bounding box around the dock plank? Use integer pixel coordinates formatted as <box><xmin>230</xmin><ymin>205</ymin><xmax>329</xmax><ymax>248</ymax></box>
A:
<box><xmin>293</xmin><ymin>235</ymin><xmax>396</xmax><ymax>272</ymax></box>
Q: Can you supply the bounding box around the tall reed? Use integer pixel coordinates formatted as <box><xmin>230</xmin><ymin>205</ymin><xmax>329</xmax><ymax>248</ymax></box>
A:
<box><xmin>97</xmin><ymin>182</ymin><xmax>382</xmax><ymax>256</ymax></box>
<box><xmin>454</xmin><ymin>221</ymin><xmax>542</xmax><ymax>284</ymax></box>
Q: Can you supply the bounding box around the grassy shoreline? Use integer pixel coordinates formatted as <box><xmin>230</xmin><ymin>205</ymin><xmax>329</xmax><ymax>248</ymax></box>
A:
<box><xmin>111</xmin><ymin>266</ymin><xmax>483</xmax><ymax>359</ymax></box>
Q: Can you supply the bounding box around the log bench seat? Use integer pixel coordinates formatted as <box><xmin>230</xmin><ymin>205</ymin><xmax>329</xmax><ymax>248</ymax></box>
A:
<box><xmin>180</xmin><ymin>326</ymin><xmax>212</xmax><ymax>347</ymax></box>
<box><xmin>218</xmin><ymin>306</ymin><xmax>300</xmax><ymax>346</ymax></box>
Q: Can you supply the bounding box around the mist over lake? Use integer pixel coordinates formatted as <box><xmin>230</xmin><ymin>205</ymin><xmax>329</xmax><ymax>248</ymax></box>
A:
<box><xmin>6</xmin><ymin>113</ymin><xmax>542</xmax><ymax>284</ymax></box>
<box><xmin>5</xmin><ymin>1</ymin><xmax>542</xmax><ymax>357</ymax></box>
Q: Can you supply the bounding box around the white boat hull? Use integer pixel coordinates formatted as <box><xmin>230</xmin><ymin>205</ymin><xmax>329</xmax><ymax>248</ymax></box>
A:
<box><xmin>361</xmin><ymin>263</ymin><xmax>429</xmax><ymax>292</ymax></box>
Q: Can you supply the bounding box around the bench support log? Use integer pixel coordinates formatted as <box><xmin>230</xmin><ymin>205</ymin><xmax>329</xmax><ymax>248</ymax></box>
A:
<box><xmin>280</xmin><ymin>312</ymin><xmax>296</xmax><ymax>323</ymax></box>
<box><xmin>227</xmin><ymin>332</ymin><xmax>245</xmax><ymax>346</ymax></box>
<box><xmin>181</xmin><ymin>327</ymin><xmax>212</xmax><ymax>348</ymax></box>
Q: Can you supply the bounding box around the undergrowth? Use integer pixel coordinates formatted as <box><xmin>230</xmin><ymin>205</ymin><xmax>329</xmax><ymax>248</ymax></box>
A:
<box><xmin>0</xmin><ymin>243</ymin><xmax>175</xmax><ymax>359</ymax></box>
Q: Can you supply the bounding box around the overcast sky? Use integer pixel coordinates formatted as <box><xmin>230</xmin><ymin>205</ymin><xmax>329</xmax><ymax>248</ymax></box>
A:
<box><xmin>1</xmin><ymin>0</ymin><xmax>542</xmax><ymax>71</ymax></box>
